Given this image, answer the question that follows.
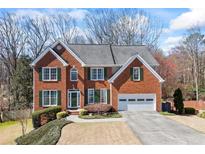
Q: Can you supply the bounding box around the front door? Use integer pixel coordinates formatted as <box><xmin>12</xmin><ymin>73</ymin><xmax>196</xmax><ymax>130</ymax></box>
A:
<box><xmin>68</xmin><ymin>90</ymin><xmax>80</xmax><ymax>108</ymax></box>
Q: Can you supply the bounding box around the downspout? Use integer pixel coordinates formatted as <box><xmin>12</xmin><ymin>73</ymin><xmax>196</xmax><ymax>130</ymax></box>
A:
<box><xmin>32</xmin><ymin>68</ymin><xmax>35</xmax><ymax>112</ymax></box>
<box><xmin>110</xmin><ymin>83</ymin><xmax>112</xmax><ymax>105</ymax></box>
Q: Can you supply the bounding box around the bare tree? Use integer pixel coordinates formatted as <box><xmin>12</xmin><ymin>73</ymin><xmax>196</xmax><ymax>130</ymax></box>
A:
<box><xmin>178</xmin><ymin>26</ymin><xmax>205</xmax><ymax>101</ymax></box>
<box><xmin>50</xmin><ymin>13</ymin><xmax>77</xmax><ymax>44</ymax></box>
<box><xmin>0</xmin><ymin>12</ymin><xmax>27</xmax><ymax>77</ymax></box>
<box><xmin>85</xmin><ymin>9</ymin><xmax>163</xmax><ymax>49</ymax></box>
<box><xmin>23</xmin><ymin>16</ymin><xmax>51</xmax><ymax>59</ymax></box>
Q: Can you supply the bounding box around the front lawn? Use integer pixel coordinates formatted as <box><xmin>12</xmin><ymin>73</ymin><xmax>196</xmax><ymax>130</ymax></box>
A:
<box><xmin>79</xmin><ymin>112</ymin><xmax>122</xmax><ymax>119</ymax></box>
<box><xmin>15</xmin><ymin>119</ymin><xmax>72</xmax><ymax>145</ymax></box>
<box><xmin>0</xmin><ymin>119</ymin><xmax>33</xmax><ymax>145</ymax></box>
<box><xmin>159</xmin><ymin>112</ymin><xmax>176</xmax><ymax>116</ymax></box>
<box><xmin>0</xmin><ymin>120</ymin><xmax>18</xmax><ymax>128</ymax></box>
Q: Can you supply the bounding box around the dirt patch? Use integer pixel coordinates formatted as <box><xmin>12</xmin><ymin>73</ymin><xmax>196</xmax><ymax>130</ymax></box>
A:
<box><xmin>166</xmin><ymin>115</ymin><xmax>205</xmax><ymax>133</ymax></box>
<box><xmin>57</xmin><ymin>122</ymin><xmax>141</xmax><ymax>145</ymax></box>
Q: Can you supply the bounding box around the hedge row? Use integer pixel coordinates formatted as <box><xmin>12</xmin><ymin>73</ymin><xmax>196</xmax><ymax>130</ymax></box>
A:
<box><xmin>32</xmin><ymin>106</ymin><xmax>61</xmax><ymax>128</ymax></box>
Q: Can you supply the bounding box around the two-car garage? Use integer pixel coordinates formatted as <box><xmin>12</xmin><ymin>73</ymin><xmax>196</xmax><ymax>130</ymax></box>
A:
<box><xmin>118</xmin><ymin>94</ymin><xmax>156</xmax><ymax>111</ymax></box>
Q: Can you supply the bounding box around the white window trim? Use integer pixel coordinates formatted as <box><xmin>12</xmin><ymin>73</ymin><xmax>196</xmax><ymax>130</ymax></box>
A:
<box><xmin>90</xmin><ymin>68</ymin><xmax>104</xmax><ymax>81</ymax></box>
<box><xmin>100</xmin><ymin>88</ymin><xmax>107</xmax><ymax>104</ymax></box>
<box><xmin>133</xmin><ymin>67</ymin><xmax>140</xmax><ymax>81</ymax></box>
<box><xmin>42</xmin><ymin>67</ymin><xmax>58</xmax><ymax>81</ymax></box>
<box><xmin>68</xmin><ymin>90</ymin><xmax>80</xmax><ymax>108</ymax></box>
<box><xmin>88</xmin><ymin>88</ymin><xmax>95</xmax><ymax>104</ymax></box>
<box><xmin>42</xmin><ymin>90</ymin><xmax>58</xmax><ymax>107</ymax></box>
<box><xmin>70</xmin><ymin>68</ymin><xmax>78</xmax><ymax>81</ymax></box>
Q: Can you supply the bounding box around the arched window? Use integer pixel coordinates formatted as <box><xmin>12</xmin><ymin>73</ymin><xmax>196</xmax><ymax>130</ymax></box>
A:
<box><xmin>70</xmin><ymin>67</ymin><xmax>78</xmax><ymax>81</ymax></box>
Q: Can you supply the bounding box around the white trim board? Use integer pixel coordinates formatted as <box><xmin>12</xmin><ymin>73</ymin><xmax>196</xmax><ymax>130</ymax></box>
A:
<box><xmin>30</xmin><ymin>47</ymin><xmax>68</xmax><ymax>67</ymax></box>
<box><xmin>108</xmin><ymin>54</ymin><xmax>165</xmax><ymax>83</ymax></box>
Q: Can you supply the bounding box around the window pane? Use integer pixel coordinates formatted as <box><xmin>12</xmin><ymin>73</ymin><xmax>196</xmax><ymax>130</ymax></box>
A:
<box><xmin>100</xmin><ymin>89</ymin><xmax>107</xmax><ymax>103</ymax></box>
<box><xmin>133</xmin><ymin>68</ymin><xmax>140</xmax><ymax>80</ymax></box>
<box><xmin>91</xmin><ymin>69</ymin><xmax>97</xmax><ymax>80</ymax></box>
<box><xmin>88</xmin><ymin>89</ymin><xmax>94</xmax><ymax>104</ymax></box>
<box><xmin>50</xmin><ymin>91</ymin><xmax>57</xmax><ymax>105</ymax></box>
<box><xmin>71</xmin><ymin>69</ymin><xmax>78</xmax><ymax>81</ymax></box>
<box><xmin>43</xmin><ymin>91</ymin><xmax>49</xmax><ymax>105</ymax></box>
<box><xmin>43</xmin><ymin>68</ymin><xmax>50</xmax><ymax>80</ymax></box>
<box><xmin>98</xmin><ymin>68</ymin><xmax>104</xmax><ymax>80</ymax></box>
<box><xmin>51</xmin><ymin>68</ymin><xmax>57</xmax><ymax>80</ymax></box>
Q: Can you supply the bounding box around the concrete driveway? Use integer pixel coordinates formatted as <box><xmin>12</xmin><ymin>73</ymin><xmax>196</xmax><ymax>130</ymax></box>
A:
<box><xmin>123</xmin><ymin>111</ymin><xmax>205</xmax><ymax>145</ymax></box>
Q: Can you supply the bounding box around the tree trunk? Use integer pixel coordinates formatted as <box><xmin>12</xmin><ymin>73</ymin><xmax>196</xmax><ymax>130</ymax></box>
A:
<box><xmin>0</xmin><ymin>111</ymin><xmax>3</xmax><ymax>122</ymax></box>
<box><xmin>193</xmin><ymin>58</ymin><xmax>199</xmax><ymax>101</ymax></box>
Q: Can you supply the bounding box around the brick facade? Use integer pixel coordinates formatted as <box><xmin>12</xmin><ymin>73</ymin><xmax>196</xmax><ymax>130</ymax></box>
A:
<box><xmin>33</xmin><ymin>44</ymin><xmax>162</xmax><ymax>111</ymax></box>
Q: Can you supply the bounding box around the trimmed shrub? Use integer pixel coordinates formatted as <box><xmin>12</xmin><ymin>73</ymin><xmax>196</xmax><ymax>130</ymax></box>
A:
<box><xmin>79</xmin><ymin>109</ymin><xmax>88</xmax><ymax>116</ymax></box>
<box><xmin>15</xmin><ymin>119</ymin><xmax>72</xmax><ymax>145</ymax></box>
<box><xmin>84</xmin><ymin>103</ymin><xmax>112</xmax><ymax>113</ymax></box>
<box><xmin>56</xmin><ymin>111</ymin><xmax>68</xmax><ymax>119</ymax></box>
<box><xmin>199</xmin><ymin>112</ymin><xmax>205</xmax><ymax>118</ymax></box>
<box><xmin>32</xmin><ymin>106</ymin><xmax>61</xmax><ymax>129</ymax></box>
<box><xmin>184</xmin><ymin>107</ymin><xmax>196</xmax><ymax>114</ymax></box>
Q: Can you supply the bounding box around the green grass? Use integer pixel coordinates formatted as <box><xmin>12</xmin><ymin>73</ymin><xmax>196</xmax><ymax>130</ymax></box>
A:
<box><xmin>160</xmin><ymin>112</ymin><xmax>176</xmax><ymax>116</ymax></box>
<box><xmin>15</xmin><ymin>119</ymin><xmax>72</xmax><ymax>145</ymax></box>
<box><xmin>198</xmin><ymin>112</ymin><xmax>205</xmax><ymax>119</ymax></box>
<box><xmin>0</xmin><ymin>120</ymin><xmax>18</xmax><ymax>129</ymax></box>
<box><xmin>79</xmin><ymin>112</ymin><xmax>122</xmax><ymax>119</ymax></box>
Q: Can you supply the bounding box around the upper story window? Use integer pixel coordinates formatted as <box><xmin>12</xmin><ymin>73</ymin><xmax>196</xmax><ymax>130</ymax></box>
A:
<box><xmin>133</xmin><ymin>67</ymin><xmax>140</xmax><ymax>81</ymax></box>
<box><xmin>90</xmin><ymin>68</ymin><xmax>104</xmax><ymax>80</ymax></box>
<box><xmin>42</xmin><ymin>67</ymin><xmax>57</xmax><ymax>81</ymax></box>
<box><xmin>70</xmin><ymin>67</ymin><xmax>78</xmax><ymax>81</ymax></box>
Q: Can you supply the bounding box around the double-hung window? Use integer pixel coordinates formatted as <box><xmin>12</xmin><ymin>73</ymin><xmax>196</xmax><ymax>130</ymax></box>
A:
<box><xmin>88</xmin><ymin>89</ymin><xmax>94</xmax><ymax>104</ymax></box>
<box><xmin>70</xmin><ymin>68</ymin><xmax>78</xmax><ymax>81</ymax></box>
<box><xmin>133</xmin><ymin>67</ymin><xmax>140</xmax><ymax>81</ymax></box>
<box><xmin>87</xmin><ymin>88</ymin><xmax>107</xmax><ymax>104</ymax></box>
<box><xmin>100</xmin><ymin>89</ymin><xmax>107</xmax><ymax>103</ymax></box>
<box><xmin>91</xmin><ymin>68</ymin><xmax>104</xmax><ymax>80</ymax></box>
<box><xmin>42</xmin><ymin>67</ymin><xmax>57</xmax><ymax>81</ymax></box>
<box><xmin>43</xmin><ymin>90</ymin><xmax>57</xmax><ymax>106</ymax></box>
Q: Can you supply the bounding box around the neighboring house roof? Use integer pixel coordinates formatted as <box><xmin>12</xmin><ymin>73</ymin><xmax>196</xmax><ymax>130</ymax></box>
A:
<box><xmin>108</xmin><ymin>54</ymin><xmax>164</xmax><ymax>83</ymax></box>
<box><xmin>30</xmin><ymin>48</ymin><xmax>68</xmax><ymax>67</ymax></box>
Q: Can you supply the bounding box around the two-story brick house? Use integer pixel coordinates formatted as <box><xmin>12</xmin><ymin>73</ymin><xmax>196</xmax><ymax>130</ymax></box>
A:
<box><xmin>31</xmin><ymin>40</ymin><xmax>164</xmax><ymax>113</ymax></box>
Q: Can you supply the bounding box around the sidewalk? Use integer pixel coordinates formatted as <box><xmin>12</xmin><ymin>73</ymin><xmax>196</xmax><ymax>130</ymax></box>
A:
<box><xmin>66</xmin><ymin>115</ymin><xmax>126</xmax><ymax>123</ymax></box>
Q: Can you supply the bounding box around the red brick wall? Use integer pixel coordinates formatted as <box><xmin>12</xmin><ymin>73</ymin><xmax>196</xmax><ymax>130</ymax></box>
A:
<box><xmin>34</xmin><ymin>52</ymin><xmax>67</xmax><ymax>110</ymax></box>
<box><xmin>111</xmin><ymin>58</ymin><xmax>161</xmax><ymax>111</ymax></box>
<box><xmin>183</xmin><ymin>101</ymin><xmax>205</xmax><ymax>110</ymax></box>
<box><xmin>34</xmin><ymin>45</ymin><xmax>162</xmax><ymax>112</ymax></box>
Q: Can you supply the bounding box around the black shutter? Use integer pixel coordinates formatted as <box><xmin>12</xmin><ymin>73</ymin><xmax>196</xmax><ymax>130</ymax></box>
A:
<box><xmin>38</xmin><ymin>68</ymin><xmax>42</xmax><ymax>81</ymax></box>
<box><xmin>107</xmin><ymin>89</ymin><xmax>110</xmax><ymax>104</ymax></box>
<box><xmin>94</xmin><ymin>89</ymin><xmax>100</xmax><ymax>103</ymax></box>
<box><xmin>130</xmin><ymin>67</ymin><xmax>133</xmax><ymax>81</ymax></box>
<box><xmin>104</xmin><ymin>68</ymin><xmax>107</xmax><ymax>80</ymax></box>
<box><xmin>84</xmin><ymin>89</ymin><xmax>88</xmax><ymax>106</ymax></box>
<box><xmin>39</xmin><ymin>90</ymin><xmax>42</xmax><ymax>107</ymax></box>
<box><xmin>87</xmin><ymin>68</ymin><xmax>90</xmax><ymax>80</ymax></box>
<box><xmin>140</xmin><ymin>68</ymin><xmax>143</xmax><ymax>81</ymax></box>
<box><xmin>57</xmin><ymin>68</ymin><xmax>61</xmax><ymax>81</ymax></box>
<box><xmin>57</xmin><ymin>91</ymin><xmax>61</xmax><ymax>105</ymax></box>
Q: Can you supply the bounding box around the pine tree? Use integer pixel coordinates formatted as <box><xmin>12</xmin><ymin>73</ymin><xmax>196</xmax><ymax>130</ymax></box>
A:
<box><xmin>173</xmin><ymin>88</ymin><xmax>184</xmax><ymax>114</ymax></box>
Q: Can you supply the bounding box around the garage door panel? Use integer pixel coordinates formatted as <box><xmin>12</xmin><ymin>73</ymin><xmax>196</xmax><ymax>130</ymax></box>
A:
<box><xmin>118</xmin><ymin>93</ymin><xmax>156</xmax><ymax>111</ymax></box>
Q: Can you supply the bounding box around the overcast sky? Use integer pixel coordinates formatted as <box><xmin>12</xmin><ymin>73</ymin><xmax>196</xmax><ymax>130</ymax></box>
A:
<box><xmin>1</xmin><ymin>8</ymin><xmax>205</xmax><ymax>54</ymax></box>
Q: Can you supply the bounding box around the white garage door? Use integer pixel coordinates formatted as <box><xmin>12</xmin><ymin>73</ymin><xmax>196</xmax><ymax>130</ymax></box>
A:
<box><xmin>118</xmin><ymin>94</ymin><xmax>156</xmax><ymax>111</ymax></box>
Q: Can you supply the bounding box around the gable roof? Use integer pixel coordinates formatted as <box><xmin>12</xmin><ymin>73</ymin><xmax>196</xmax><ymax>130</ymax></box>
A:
<box><xmin>111</xmin><ymin>45</ymin><xmax>159</xmax><ymax>66</ymax></box>
<box><xmin>31</xmin><ymin>40</ymin><xmax>159</xmax><ymax>68</ymax></box>
<box><xmin>108</xmin><ymin>54</ymin><xmax>164</xmax><ymax>83</ymax></box>
<box><xmin>47</xmin><ymin>40</ymin><xmax>158</xmax><ymax>67</ymax></box>
<box><xmin>30</xmin><ymin>48</ymin><xmax>68</xmax><ymax>67</ymax></box>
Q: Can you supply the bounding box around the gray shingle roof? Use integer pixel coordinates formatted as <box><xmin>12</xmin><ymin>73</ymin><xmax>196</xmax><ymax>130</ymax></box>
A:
<box><xmin>66</xmin><ymin>44</ymin><xmax>159</xmax><ymax>66</ymax></box>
